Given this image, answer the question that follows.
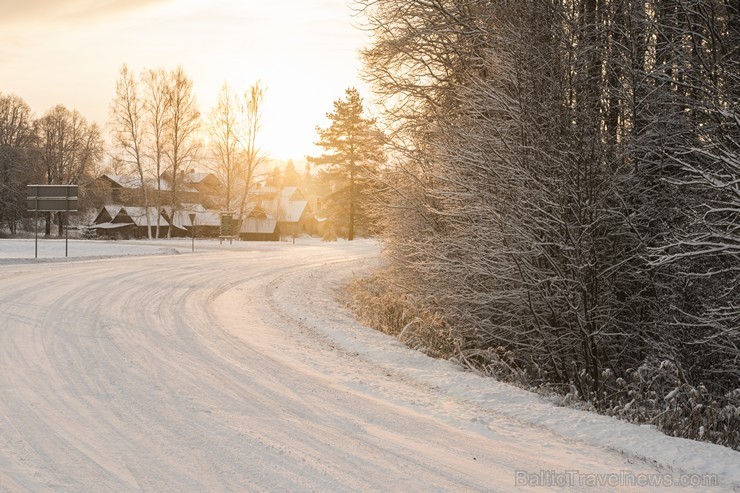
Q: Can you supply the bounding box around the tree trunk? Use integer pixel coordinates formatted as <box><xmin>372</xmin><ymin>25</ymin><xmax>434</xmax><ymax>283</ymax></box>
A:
<box><xmin>348</xmin><ymin>161</ymin><xmax>355</xmax><ymax>241</ymax></box>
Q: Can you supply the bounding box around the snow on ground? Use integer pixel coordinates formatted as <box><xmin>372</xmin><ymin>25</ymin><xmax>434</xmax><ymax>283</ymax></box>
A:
<box><xmin>0</xmin><ymin>238</ymin><xmax>738</xmax><ymax>492</ymax></box>
<box><xmin>0</xmin><ymin>238</ymin><xmax>181</xmax><ymax>263</ymax></box>
<box><xmin>0</xmin><ymin>237</ymin><xmax>330</xmax><ymax>263</ymax></box>
<box><xmin>269</xmin><ymin>255</ymin><xmax>740</xmax><ymax>489</ymax></box>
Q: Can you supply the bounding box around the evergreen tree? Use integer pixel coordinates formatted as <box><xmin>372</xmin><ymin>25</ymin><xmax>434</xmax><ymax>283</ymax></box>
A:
<box><xmin>282</xmin><ymin>159</ymin><xmax>300</xmax><ymax>187</ymax></box>
<box><xmin>308</xmin><ymin>88</ymin><xmax>384</xmax><ymax>240</ymax></box>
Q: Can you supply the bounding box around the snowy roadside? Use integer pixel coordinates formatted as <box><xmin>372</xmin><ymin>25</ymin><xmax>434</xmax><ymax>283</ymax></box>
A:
<box><xmin>0</xmin><ymin>238</ymin><xmax>183</xmax><ymax>264</ymax></box>
<box><xmin>268</xmin><ymin>255</ymin><xmax>740</xmax><ymax>490</ymax></box>
<box><xmin>0</xmin><ymin>238</ymin><xmax>740</xmax><ymax>491</ymax></box>
<box><xmin>0</xmin><ymin>237</ymin><xmax>333</xmax><ymax>264</ymax></box>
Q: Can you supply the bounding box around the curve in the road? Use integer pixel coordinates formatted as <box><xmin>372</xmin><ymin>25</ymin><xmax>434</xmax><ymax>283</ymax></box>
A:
<box><xmin>0</xmin><ymin>244</ymin><xmax>717</xmax><ymax>492</ymax></box>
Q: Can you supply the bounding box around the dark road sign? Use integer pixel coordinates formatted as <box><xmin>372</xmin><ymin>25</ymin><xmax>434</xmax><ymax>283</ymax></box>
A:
<box><xmin>26</xmin><ymin>185</ymin><xmax>79</xmax><ymax>212</ymax></box>
<box><xmin>27</xmin><ymin>184</ymin><xmax>79</xmax><ymax>258</ymax></box>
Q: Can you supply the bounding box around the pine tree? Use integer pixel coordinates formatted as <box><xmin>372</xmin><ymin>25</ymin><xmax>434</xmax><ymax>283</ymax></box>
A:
<box><xmin>308</xmin><ymin>88</ymin><xmax>384</xmax><ymax>240</ymax></box>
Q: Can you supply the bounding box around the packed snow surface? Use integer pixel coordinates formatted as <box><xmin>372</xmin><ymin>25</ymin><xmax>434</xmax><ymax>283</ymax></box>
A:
<box><xmin>0</xmin><ymin>238</ymin><xmax>738</xmax><ymax>492</ymax></box>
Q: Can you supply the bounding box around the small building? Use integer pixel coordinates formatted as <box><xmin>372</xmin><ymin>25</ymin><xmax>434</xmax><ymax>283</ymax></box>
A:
<box><xmin>92</xmin><ymin>205</ymin><xmax>123</xmax><ymax>225</ymax></box>
<box><xmin>95</xmin><ymin>172</ymin><xmax>216</xmax><ymax>209</ymax></box>
<box><xmin>91</xmin><ymin>206</ymin><xmax>174</xmax><ymax>239</ymax></box>
<box><xmin>91</xmin><ymin>176</ymin><xmax>316</xmax><ymax>242</ymax></box>
<box><xmin>96</xmin><ymin>174</ymin><xmax>145</xmax><ymax>204</ymax></box>
<box><xmin>186</xmin><ymin>172</ymin><xmax>222</xmax><ymax>209</ymax></box>
<box><xmin>240</xmin><ymin>205</ymin><xmax>280</xmax><ymax>241</ymax></box>
<box><xmin>237</xmin><ymin>186</ymin><xmax>312</xmax><ymax>241</ymax></box>
<box><xmin>170</xmin><ymin>206</ymin><xmax>223</xmax><ymax>238</ymax></box>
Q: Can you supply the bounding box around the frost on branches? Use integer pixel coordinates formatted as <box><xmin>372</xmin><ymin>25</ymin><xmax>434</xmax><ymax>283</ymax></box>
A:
<box><xmin>357</xmin><ymin>0</ymin><xmax>740</xmax><ymax>449</ymax></box>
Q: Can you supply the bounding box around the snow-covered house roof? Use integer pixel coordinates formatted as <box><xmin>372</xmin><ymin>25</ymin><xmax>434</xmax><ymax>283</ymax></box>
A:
<box><xmin>93</xmin><ymin>205</ymin><xmax>123</xmax><ymax>225</ymax></box>
<box><xmin>280</xmin><ymin>186</ymin><xmax>305</xmax><ymax>202</ymax></box>
<box><xmin>241</xmin><ymin>186</ymin><xmax>310</xmax><ymax>225</ymax></box>
<box><xmin>99</xmin><ymin>173</ymin><xmax>199</xmax><ymax>193</ymax></box>
<box><xmin>153</xmin><ymin>178</ymin><xmax>173</xmax><ymax>192</ymax></box>
<box><xmin>156</xmin><ymin>178</ymin><xmax>198</xmax><ymax>194</ymax></box>
<box><xmin>161</xmin><ymin>203</ymin><xmax>207</xmax><ymax>214</ymax></box>
<box><xmin>185</xmin><ymin>172</ymin><xmax>218</xmax><ymax>185</ymax></box>
<box><xmin>271</xmin><ymin>187</ymin><xmax>309</xmax><ymax>221</ymax></box>
<box><xmin>240</xmin><ymin>217</ymin><xmax>278</xmax><ymax>235</ymax></box>
<box><xmin>276</xmin><ymin>200</ymin><xmax>308</xmax><ymax>222</ymax></box>
<box><xmin>234</xmin><ymin>186</ymin><xmax>309</xmax><ymax>235</ymax></box>
<box><xmin>115</xmin><ymin>207</ymin><xmax>165</xmax><ymax>227</ymax></box>
<box><xmin>91</xmin><ymin>206</ymin><xmax>164</xmax><ymax>231</ymax></box>
<box><xmin>91</xmin><ymin>222</ymin><xmax>130</xmax><ymax>230</ymax></box>
<box><xmin>100</xmin><ymin>174</ymin><xmax>141</xmax><ymax>189</ymax></box>
<box><xmin>171</xmin><ymin>210</ymin><xmax>222</xmax><ymax>228</ymax></box>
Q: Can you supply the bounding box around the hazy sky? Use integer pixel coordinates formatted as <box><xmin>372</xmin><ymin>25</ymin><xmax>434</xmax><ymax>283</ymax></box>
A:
<box><xmin>0</xmin><ymin>0</ymin><xmax>370</xmax><ymax>162</ymax></box>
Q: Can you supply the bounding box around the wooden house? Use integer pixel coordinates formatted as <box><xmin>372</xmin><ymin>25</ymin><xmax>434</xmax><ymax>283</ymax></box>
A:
<box><xmin>91</xmin><ymin>206</ymin><xmax>174</xmax><ymax>239</ymax></box>
<box><xmin>92</xmin><ymin>172</ymin><xmax>315</xmax><ymax>241</ymax></box>
<box><xmin>238</xmin><ymin>186</ymin><xmax>313</xmax><ymax>241</ymax></box>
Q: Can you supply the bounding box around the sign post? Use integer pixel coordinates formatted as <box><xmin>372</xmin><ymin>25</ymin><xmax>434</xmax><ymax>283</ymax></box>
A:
<box><xmin>34</xmin><ymin>209</ymin><xmax>38</xmax><ymax>258</ymax></box>
<box><xmin>27</xmin><ymin>185</ymin><xmax>79</xmax><ymax>258</ymax></box>
<box><xmin>189</xmin><ymin>212</ymin><xmax>196</xmax><ymax>253</ymax></box>
<box><xmin>219</xmin><ymin>210</ymin><xmax>236</xmax><ymax>244</ymax></box>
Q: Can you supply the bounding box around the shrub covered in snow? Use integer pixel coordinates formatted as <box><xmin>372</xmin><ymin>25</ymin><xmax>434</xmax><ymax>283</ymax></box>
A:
<box><xmin>356</xmin><ymin>0</ymin><xmax>740</xmax><ymax>451</ymax></box>
<box><xmin>348</xmin><ymin>275</ymin><xmax>740</xmax><ymax>450</ymax></box>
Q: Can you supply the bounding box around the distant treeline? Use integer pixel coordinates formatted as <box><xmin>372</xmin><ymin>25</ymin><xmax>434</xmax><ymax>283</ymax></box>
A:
<box><xmin>1</xmin><ymin>66</ymin><xmax>378</xmax><ymax>241</ymax></box>
<box><xmin>0</xmin><ymin>96</ymin><xmax>103</xmax><ymax>235</ymax></box>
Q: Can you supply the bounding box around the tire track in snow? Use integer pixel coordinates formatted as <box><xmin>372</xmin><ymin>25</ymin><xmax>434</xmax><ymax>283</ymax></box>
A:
<box><xmin>0</xmin><ymin>243</ymin><xmax>725</xmax><ymax>492</ymax></box>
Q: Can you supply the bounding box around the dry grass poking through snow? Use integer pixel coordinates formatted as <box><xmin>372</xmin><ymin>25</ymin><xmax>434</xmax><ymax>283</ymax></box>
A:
<box><xmin>344</xmin><ymin>274</ymin><xmax>458</xmax><ymax>361</ymax></box>
<box><xmin>346</xmin><ymin>271</ymin><xmax>740</xmax><ymax>451</ymax></box>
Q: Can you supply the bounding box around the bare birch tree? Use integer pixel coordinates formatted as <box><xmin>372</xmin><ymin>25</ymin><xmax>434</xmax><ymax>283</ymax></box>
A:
<box><xmin>208</xmin><ymin>82</ymin><xmax>240</xmax><ymax>211</ymax></box>
<box><xmin>110</xmin><ymin>64</ymin><xmax>151</xmax><ymax>238</ymax></box>
<box><xmin>164</xmin><ymin>67</ymin><xmax>201</xmax><ymax>237</ymax></box>
<box><xmin>143</xmin><ymin>68</ymin><xmax>171</xmax><ymax>238</ymax></box>
<box><xmin>235</xmin><ymin>81</ymin><xmax>267</xmax><ymax>233</ymax></box>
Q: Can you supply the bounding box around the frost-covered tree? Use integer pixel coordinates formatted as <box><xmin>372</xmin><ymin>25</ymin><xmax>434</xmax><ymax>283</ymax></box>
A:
<box><xmin>0</xmin><ymin>93</ymin><xmax>37</xmax><ymax>233</ymax></box>
<box><xmin>35</xmin><ymin>105</ymin><xmax>103</xmax><ymax>235</ymax></box>
<box><xmin>110</xmin><ymin>64</ymin><xmax>151</xmax><ymax>238</ymax></box>
<box><xmin>641</xmin><ymin>0</ymin><xmax>740</xmax><ymax>396</ymax></box>
<box><xmin>209</xmin><ymin>83</ymin><xmax>240</xmax><ymax>211</ymax></box>
<box><xmin>234</xmin><ymin>81</ymin><xmax>268</xmax><ymax>233</ymax></box>
<box><xmin>164</xmin><ymin>67</ymin><xmax>201</xmax><ymax>236</ymax></box>
<box><xmin>143</xmin><ymin>68</ymin><xmax>171</xmax><ymax>238</ymax></box>
<box><xmin>359</xmin><ymin>0</ymin><xmax>739</xmax><ymax>448</ymax></box>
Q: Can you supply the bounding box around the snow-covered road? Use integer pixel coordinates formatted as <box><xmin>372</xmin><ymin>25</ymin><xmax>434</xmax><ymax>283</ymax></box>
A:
<box><xmin>0</xmin><ymin>240</ymin><xmax>738</xmax><ymax>492</ymax></box>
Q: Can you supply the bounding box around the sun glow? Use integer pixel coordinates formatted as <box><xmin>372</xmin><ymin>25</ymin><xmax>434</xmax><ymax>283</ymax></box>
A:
<box><xmin>0</xmin><ymin>0</ymin><xmax>370</xmax><ymax>162</ymax></box>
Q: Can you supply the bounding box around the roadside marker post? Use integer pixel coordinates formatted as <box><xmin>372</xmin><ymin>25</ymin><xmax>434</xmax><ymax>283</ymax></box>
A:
<box><xmin>189</xmin><ymin>212</ymin><xmax>196</xmax><ymax>253</ymax></box>
<box><xmin>26</xmin><ymin>185</ymin><xmax>79</xmax><ymax>258</ymax></box>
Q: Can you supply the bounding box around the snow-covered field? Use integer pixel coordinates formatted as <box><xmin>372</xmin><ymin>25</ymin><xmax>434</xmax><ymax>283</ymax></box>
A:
<box><xmin>0</xmin><ymin>238</ymin><xmax>738</xmax><ymax>492</ymax></box>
